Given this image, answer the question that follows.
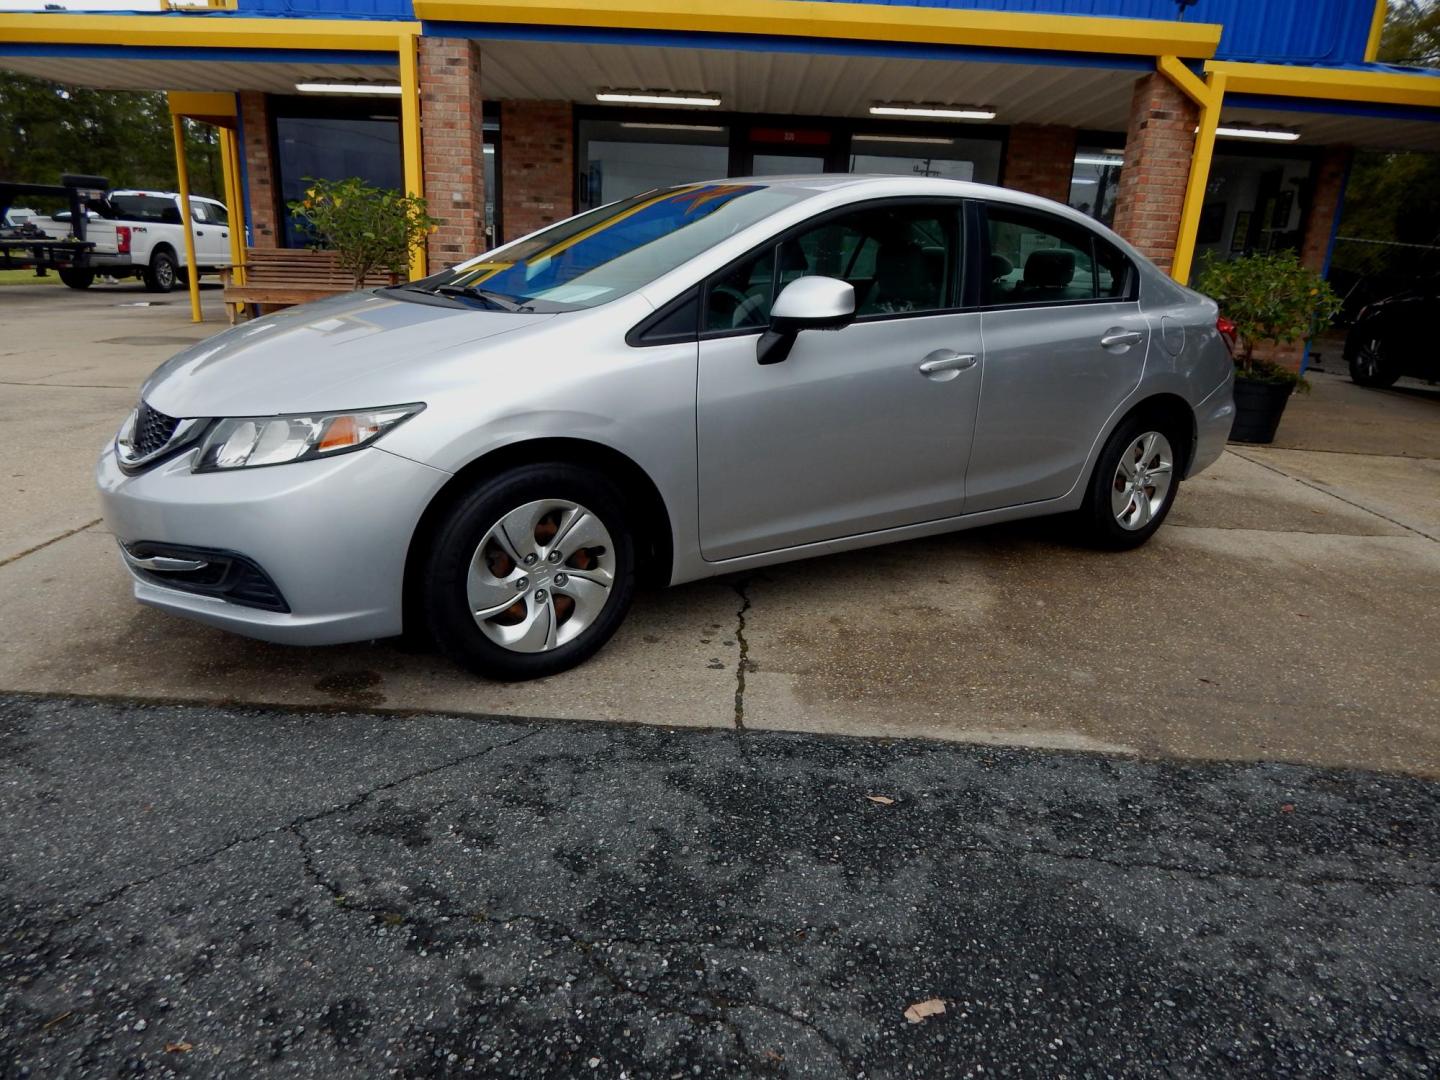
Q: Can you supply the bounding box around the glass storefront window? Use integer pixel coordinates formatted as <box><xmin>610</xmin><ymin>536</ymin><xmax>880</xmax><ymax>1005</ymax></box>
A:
<box><xmin>579</xmin><ymin>120</ymin><xmax>731</xmax><ymax>209</ymax></box>
<box><xmin>1193</xmin><ymin>152</ymin><xmax>1314</xmax><ymax>270</ymax></box>
<box><xmin>848</xmin><ymin>134</ymin><xmax>1001</xmax><ymax>184</ymax></box>
<box><xmin>1069</xmin><ymin>146</ymin><xmax>1124</xmax><ymax>226</ymax></box>
<box><xmin>273</xmin><ymin>104</ymin><xmax>403</xmax><ymax>248</ymax></box>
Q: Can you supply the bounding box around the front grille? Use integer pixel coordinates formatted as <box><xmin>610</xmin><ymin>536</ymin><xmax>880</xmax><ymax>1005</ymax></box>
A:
<box><xmin>122</xmin><ymin>542</ymin><xmax>290</xmax><ymax>613</ymax></box>
<box><xmin>133</xmin><ymin>401</ymin><xmax>181</xmax><ymax>458</ymax></box>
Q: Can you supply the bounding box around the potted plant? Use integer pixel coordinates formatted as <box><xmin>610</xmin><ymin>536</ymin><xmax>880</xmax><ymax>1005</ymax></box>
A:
<box><xmin>288</xmin><ymin>177</ymin><xmax>437</xmax><ymax>290</ymax></box>
<box><xmin>1195</xmin><ymin>251</ymin><xmax>1342</xmax><ymax>444</ymax></box>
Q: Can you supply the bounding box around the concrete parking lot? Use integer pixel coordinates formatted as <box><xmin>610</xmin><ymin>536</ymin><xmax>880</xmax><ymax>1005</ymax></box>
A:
<box><xmin>1</xmin><ymin>282</ymin><xmax>1438</xmax><ymax>773</ymax></box>
<box><xmin>3</xmin><ymin>283</ymin><xmax>1440</xmax><ymax>1077</ymax></box>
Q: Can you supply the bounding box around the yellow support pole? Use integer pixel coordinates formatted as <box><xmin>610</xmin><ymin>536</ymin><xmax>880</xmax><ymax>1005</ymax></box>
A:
<box><xmin>398</xmin><ymin>30</ymin><xmax>427</xmax><ymax>280</ymax></box>
<box><xmin>217</xmin><ymin>127</ymin><xmax>245</xmax><ymax>320</ymax></box>
<box><xmin>170</xmin><ymin>113</ymin><xmax>203</xmax><ymax>323</ymax></box>
<box><xmin>222</xmin><ymin>127</ymin><xmax>247</xmax><ymax>286</ymax></box>
<box><xmin>1170</xmin><ymin>71</ymin><xmax>1226</xmax><ymax>286</ymax></box>
<box><xmin>1365</xmin><ymin>0</ymin><xmax>1388</xmax><ymax>62</ymax></box>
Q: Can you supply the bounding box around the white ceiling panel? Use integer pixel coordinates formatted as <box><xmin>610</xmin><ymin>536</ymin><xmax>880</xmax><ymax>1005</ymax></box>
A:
<box><xmin>1222</xmin><ymin>104</ymin><xmax>1440</xmax><ymax>153</ymax></box>
<box><xmin>477</xmin><ymin>40</ymin><xmax>1141</xmax><ymax>131</ymax></box>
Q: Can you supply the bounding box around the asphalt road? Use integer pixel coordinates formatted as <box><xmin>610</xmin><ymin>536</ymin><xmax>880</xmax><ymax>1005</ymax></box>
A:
<box><xmin>4</xmin><ymin>693</ymin><xmax>1439</xmax><ymax>1078</ymax></box>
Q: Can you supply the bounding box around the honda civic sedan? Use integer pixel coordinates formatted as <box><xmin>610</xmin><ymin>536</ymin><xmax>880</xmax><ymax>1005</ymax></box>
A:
<box><xmin>98</xmin><ymin>176</ymin><xmax>1235</xmax><ymax>680</ymax></box>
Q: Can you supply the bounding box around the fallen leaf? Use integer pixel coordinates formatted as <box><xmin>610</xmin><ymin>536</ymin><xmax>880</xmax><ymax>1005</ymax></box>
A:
<box><xmin>865</xmin><ymin>795</ymin><xmax>896</xmax><ymax>806</ymax></box>
<box><xmin>164</xmin><ymin>1042</ymin><xmax>194</xmax><ymax>1054</ymax></box>
<box><xmin>904</xmin><ymin>998</ymin><xmax>947</xmax><ymax>1024</ymax></box>
<box><xmin>1281</xmin><ymin>803</ymin><xmax>1296</xmax><ymax>813</ymax></box>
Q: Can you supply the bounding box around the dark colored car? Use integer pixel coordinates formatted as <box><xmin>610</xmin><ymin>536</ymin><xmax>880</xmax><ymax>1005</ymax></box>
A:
<box><xmin>1345</xmin><ymin>281</ymin><xmax>1438</xmax><ymax>387</ymax></box>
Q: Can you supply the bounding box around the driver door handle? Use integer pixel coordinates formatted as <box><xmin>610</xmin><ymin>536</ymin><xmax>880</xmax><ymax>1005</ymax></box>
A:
<box><xmin>1100</xmin><ymin>329</ymin><xmax>1143</xmax><ymax>349</ymax></box>
<box><xmin>918</xmin><ymin>350</ymin><xmax>977</xmax><ymax>379</ymax></box>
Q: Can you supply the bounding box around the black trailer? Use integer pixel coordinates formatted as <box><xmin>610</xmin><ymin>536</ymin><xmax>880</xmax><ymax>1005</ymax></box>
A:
<box><xmin>0</xmin><ymin>174</ymin><xmax>108</xmax><ymax>275</ymax></box>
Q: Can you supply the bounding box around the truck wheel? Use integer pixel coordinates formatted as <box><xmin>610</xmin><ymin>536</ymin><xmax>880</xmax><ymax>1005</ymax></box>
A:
<box><xmin>59</xmin><ymin>269</ymin><xmax>94</xmax><ymax>290</ymax></box>
<box><xmin>143</xmin><ymin>250</ymin><xmax>178</xmax><ymax>293</ymax></box>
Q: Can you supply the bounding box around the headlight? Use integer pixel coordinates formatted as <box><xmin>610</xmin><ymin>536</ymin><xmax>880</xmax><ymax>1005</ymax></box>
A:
<box><xmin>193</xmin><ymin>404</ymin><xmax>424</xmax><ymax>472</ymax></box>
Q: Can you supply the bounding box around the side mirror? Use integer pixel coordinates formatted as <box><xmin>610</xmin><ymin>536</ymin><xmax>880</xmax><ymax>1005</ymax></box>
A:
<box><xmin>757</xmin><ymin>276</ymin><xmax>856</xmax><ymax>365</ymax></box>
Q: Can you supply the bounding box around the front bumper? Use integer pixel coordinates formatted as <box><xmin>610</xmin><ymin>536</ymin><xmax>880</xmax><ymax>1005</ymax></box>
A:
<box><xmin>1188</xmin><ymin>371</ymin><xmax>1235</xmax><ymax>478</ymax></box>
<box><xmin>97</xmin><ymin>444</ymin><xmax>450</xmax><ymax>645</ymax></box>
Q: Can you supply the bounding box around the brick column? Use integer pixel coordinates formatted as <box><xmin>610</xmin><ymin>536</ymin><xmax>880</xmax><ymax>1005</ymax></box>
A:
<box><xmin>419</xmin><ymin>37</ymin><xmax>486</xmax><ymax>268</ymax></box>
<box><xmin>237</xmin><ymin>91</ymin><xmax>280</xmax><ymax>247</ymax></box>
<box><xmin>500</xmin><ymin>100</ymin><xmax>574</xmax><ymax>242</ymax></box>
<box><xmin>1300</xmin><ymin>145</ymin><xmax>1351</xmax><ymax>274</ymax></box>
<box><xmin>1002</xmin><ymin>124</ymin><xmax>1077</xmax><ymax>203</ymax></box>
<box><xmin>1111</xmin><ymin>72</ymin><xmax>1199</xmax><ymax>274</ymax></box>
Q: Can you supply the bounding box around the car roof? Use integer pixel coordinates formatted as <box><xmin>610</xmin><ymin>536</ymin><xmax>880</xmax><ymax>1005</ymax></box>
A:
<box><xmin>683</xmin><ymin>173</ymin><xmax>1101</xmax><ymax>222</ymax></box>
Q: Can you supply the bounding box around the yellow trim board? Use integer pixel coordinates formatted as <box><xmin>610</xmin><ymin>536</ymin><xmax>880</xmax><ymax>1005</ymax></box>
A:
<box><xmin>167</xmin><ymin>90</ymin><xmax>236</xmax><ymax>121</ymax></box>
<box><xmin>1157</xmin><ymin>55</ymin><xmax>1210</xmax><ymax>109</ymax></box>
<box><xmin>0</xmin><ymin>14</ymin><xmax>417</xmax><ymax>52</ymax></box>
<box><xmin>1365</xmin><ymin>0</ymin><xmax>1388</xmax><ymax>63</ymax></box>
<box><xmin>1205</xmin><ymin>60</ymin><xmax>1440</xmax><ymax>109</ymax></box>
<box><xmin>415</xmin><ymin>0</ymin><xmax>1222</xmax><ymax>59</ymax></box>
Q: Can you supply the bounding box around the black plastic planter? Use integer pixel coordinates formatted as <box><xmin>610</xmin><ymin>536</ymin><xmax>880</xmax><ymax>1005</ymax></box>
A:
<box><xmin>1229</xmin><ymin>378</ymin><xmax>1294</xmax><ymax>444</ymax></box>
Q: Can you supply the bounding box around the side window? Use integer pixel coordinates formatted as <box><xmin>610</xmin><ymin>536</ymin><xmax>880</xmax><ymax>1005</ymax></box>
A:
<box><xmin>794</xmin><ymin>205</ymin><xmax>955</xmax><ymax>318</ymax></box>
<box><xmin>1094</xmin><ymin>236</ymin><xmax>1132</xmax><ymax>299</ymax></box>
<box><xmin>203</xmin><ymin>202</ymin><xmax>228</xmax><ymax>226</ymax></box>
<box><xmin>984</xmin><ymin>206</ymin><xmax>1107</xmax><ymax>307</ymax></box>
<box><xmin>191</xmin><ymin>203</ymin><xmax>207</xmax><ymax>223</ymax></box>
<box><xmin>703</xmin><ymin>201</ymin><xmax>960</xmax><ymax>334</ymax></box>
<box><xmin>706</xmin><ymin>247</ymin><xmax>776</xmax><ymax>332</ymax></box>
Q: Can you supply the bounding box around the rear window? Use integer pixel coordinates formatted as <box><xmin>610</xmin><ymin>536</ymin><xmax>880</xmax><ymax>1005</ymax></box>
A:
<box><xmin>110</xmin><ymin>195</ymin><xmax>181</xmax><ymax>225</ymax></box>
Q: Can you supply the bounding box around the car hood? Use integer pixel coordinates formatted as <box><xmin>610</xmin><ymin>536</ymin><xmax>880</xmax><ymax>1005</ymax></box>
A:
<box><xmin>141</xmin><ymin>290</ymin><xmax>555</xmax><ymax>417</ymax></box>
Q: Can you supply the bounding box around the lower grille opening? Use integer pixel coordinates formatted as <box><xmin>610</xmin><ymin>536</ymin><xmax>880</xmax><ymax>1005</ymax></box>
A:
<box><xmin>121</xmin><ymin>541</ymin><xmax>290</xmax><ymax>613</ymax></box>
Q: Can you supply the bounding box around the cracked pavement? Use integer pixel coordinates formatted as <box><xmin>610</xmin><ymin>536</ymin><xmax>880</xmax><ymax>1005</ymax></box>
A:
<box><xmin>5</xmin><ymin>693</ymin><xmax>1440</xmax><ymax>1078</ymax></box>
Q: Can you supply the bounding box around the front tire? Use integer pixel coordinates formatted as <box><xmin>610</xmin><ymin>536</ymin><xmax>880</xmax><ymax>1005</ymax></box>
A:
<box><xmin>1348</xmin><ymin>333</ymin><xmax>1400</xmax><ymax>388</ymax></box>
<box><xmin>422</xmin><ymin>464</ymin><xmax>637</xmax><ymax>681</ymax></box>
<box><xmin>143</xmin><ymin>249</ymin><xmax>178</xmax><ymax>293</ymax></box>
<box><xmin>59</xmin><ymin>268</ymin><xmax>94</xmax><ymax>290</ymax></box>
<box><xmin>1075</xmin><ymin>416</ymin><xmax>1182</xmax><ymax>550</ymax></box>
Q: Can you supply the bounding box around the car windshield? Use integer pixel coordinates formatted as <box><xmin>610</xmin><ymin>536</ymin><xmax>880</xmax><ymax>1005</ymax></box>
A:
<box><xmin>410</xmin><ymin>183</ymin><xmax>810</xmax><ymax>312</ymax></box>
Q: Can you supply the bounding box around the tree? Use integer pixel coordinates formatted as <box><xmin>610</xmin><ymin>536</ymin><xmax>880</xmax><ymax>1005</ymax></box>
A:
<box><xmin>0</xmin><ymin>74</ymin><xmax>221</xmax><ymax>203</ymax></box>
<box><xmin>1327</xmin><ymin>1</ymin><xmax>1440</xmax><ymax>310</ymax></box>
<box><xmin>1380</xmin><ymin>0</ymin><xmax>1440</xmax><ymax>67</ymax></box>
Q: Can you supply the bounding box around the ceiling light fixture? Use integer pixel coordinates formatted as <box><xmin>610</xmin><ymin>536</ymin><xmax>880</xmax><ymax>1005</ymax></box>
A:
<box><xmin>853</xmin><ymin>134</ymin><xmax>957</xmax><ymax>145</ymax></box>
<box><xmin>870</xmin><ymin>103</ymin><xmax>996</xmax><ymax>121</ymax></box>
<box><xmin>597</xmin><ymin>90</ymin><xmax>722</xmax><ymax>107</ymax></box>
<box><xmin>619</xmin><ymin>122</ymin><xmax>727</xmax><ymax>132</ymax></box>
<box><xmin>1216</xmin><ymin>124</ymin><xmax>1301</xmax><ymax>142</ymax></box>
<box><xmin>295</xmin><ymin>81</ymin><xmax>402</xmax><ymax>96</ymax></box>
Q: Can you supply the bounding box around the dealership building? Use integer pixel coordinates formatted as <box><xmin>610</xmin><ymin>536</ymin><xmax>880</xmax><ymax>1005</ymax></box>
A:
<box><xmin>2</xmin><ymin>0</ymin><xmax>1438</xmax><ymax>337</ymax></box>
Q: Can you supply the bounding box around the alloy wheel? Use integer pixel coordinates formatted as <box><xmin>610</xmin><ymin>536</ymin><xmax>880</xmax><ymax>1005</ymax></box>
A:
<box><xmin>1355</xmin><ymin>338</ymin><xmax>1382</xmax><ymax>380</ymax></box>
<box><xmin>466</xmin><ymin>498</ymin><xmax>616</xmax><ymax>652</ymax></box>
<box><xmin>1110</xmin><ymin>431</ymin><xmax>1174</xmax><ymax>531</ymax></box>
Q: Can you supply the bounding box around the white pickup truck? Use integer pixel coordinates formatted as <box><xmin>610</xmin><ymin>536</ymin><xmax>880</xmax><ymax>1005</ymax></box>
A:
<box><xmin>34</xmin><ymin>190</ymin><xmax>233</xmax><ymax>293</ymax></box>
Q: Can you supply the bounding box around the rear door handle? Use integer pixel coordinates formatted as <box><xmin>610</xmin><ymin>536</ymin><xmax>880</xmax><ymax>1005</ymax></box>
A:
<box><xmin>918</xmin><ymin>350</ymin><xmax>977</xmax><ymax>381</ymax></box>
<box><xmin>1100</xmin><ymin>329</ymin><xmax>1143</xmax><ymax>349</ymax></box>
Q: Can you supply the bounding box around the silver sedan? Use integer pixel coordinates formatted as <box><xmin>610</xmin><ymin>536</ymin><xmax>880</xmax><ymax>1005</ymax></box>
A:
<box><xmin>97</xmin><ymin>176</ymin><xmax>1235</xmax><ymax>680</ymax></box>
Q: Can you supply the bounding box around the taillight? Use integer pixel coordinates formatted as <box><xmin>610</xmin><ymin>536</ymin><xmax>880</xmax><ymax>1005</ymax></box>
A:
<box><xmin>115</xmin><ymin>225</ymin><xmax>131</xmax><ymax>255</ymax></box>
<box><xmin>1216</xmin><ymin>315</ymin><xmax>1237</xmax><ymax>356</ymax></box>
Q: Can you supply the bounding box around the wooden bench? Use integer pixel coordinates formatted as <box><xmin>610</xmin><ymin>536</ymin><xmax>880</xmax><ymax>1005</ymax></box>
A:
<box><xmin>222</xmin><ymin>248</ymin><xmax>397</xmax><ymax>322</ymax></box>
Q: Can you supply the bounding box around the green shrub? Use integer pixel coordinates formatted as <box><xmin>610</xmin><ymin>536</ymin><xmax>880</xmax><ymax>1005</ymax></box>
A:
<box><xmin>287</xmin><ymin>177</ymin><xmax>437</xmax><ymax>290</ymax></box>
<box><xmin>1195</xmin><ymin>251</ymin><xmax>1342</xmax><ymax>387</ymax></box>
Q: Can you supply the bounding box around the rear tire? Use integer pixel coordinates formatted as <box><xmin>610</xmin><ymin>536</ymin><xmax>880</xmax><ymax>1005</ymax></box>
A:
<box><xmin>1075</xmin><ymin>414</ymin><xmax>1183</xmax><ymax>550</ymax></box>
<box><xmin>1348</xmin><ymin>333</ymin><xmax>1401</xmax><ymax>388</ymax></box>
<box><xmin>143</xmin><ymin>249</ymin><xmax>178</xmax><ymax>293</ymax></box>
<box><xmin>58</xmin><ymin>268</ymin><xmax>94</xmax><ymax>290</ymax></box>
<box><xmin>422</xmin><ymin>463</ymin><xmax>637</xmax><ymax>681</ymax></box>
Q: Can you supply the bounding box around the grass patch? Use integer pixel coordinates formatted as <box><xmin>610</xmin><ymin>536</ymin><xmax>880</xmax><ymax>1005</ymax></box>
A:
<box><xmin>0</xmin><ymin>268</ymin><xmax>61</xmax><ymax>286</ymax></box>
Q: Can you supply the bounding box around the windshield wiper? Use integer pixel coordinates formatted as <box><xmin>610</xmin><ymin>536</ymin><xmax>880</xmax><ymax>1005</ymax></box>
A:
<box><xmin>431</xmin><ymin>283</ymin><xmax>530</xmax><ymax>312</ymax></box>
